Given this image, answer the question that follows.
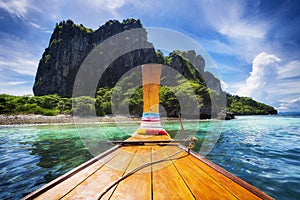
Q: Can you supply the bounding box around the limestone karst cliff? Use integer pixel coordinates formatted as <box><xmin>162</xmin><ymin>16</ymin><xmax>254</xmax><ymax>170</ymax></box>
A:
<box><xmin>32</xmin><ymin>19</ymin><xmax>233</xmax><ymax>118</ymax></box>
<box><xmin>33</xmin><ymin>19</ymin><xmax>223</xmax><ymax>98</ymax></box>
<box><xmin>33</xmin><ymin>19</ymin><xmax>157</xmax><ymax>97</ymax></box>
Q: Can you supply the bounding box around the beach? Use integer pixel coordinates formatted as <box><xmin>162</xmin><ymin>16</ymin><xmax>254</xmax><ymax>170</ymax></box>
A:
<box><xmin>0</xmin><ymin>114</ymin><xmax>75</xmax><ymax>125</ymax></box>
<box><xmin>0</xmin><ymin>115</ymin><xmax>131</xmax><ymax>125</ymax></box>
<box><xmin>0</xmin><ymin>114</ymin><xmax>186</xmax><ymax>125</ymax></box>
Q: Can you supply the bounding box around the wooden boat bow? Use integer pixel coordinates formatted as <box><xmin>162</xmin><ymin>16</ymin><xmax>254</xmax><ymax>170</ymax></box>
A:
<box><xmin>23</xmin><ymin>64</ymin><xmax>273</xmax><ymax>199</ymax></box>
<box><xmin>23</xmin><ymin>135</ymin><xmax>273</xmax><ymax>199</ymax></box>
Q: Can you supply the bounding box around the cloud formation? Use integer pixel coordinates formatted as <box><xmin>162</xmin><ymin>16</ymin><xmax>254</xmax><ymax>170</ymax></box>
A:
<box><xmin>278</xmin><ymin>97</ymin><xmax>300</xmax><ymax>112</ymax></box>
<box><xmin>238</xmin><ymin>52</ymin><xmax>281</xmax><ymax>102</ymax></box>
<box><xmin>7</xmin><ymin>81</ymin><xmax>27</xmax><ymax>86</ymax></box>
<box><xmin>200</xmin><ymin>0</ymin><xmax>268</xmax><ymax>39</ymax></box>
<box><xmin>237</xmin><ymin>52</ymin><xmax>300</xmax><ymax>111</ymax></box>
<box><xmin>0</xmin><ymin>0</ymin><xmax>32</xmax><ymax>19</ymax></box>
<box><xmin>0</xmin><ymin>33</ymin><xmax>39</xmax><ymax>95</ymax></box>
<box><xmin>278</xmin><ymin>60</ymin><xmax>300</xmax><ymax>80</ymax></box>
<box><xmin>0</xmin><ymin>34</ymin><xmax>39</xmax><ymax>76</ymax></box>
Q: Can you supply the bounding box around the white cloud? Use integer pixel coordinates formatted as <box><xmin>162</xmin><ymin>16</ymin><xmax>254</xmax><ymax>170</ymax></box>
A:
<box><xmin>220</xmin><ymin>80</ymin><xmax>228</xmax><ymax>91</ymax></box>
<box><xmin>0</xmin><ymin>0</ymin><xmax>51</xmax><ymax>31</ymax></box>
<box><xmin>7</xmin><ymin>81</ymin><xmax>27</xmax><ymax>86</ymax></box>
<box><xmin>0</xmin><ymin>0</ymin><xmax>31</xmax><ymax>19</ymax></box>
<box><xmin>80</xmin><ymin>0</ymin><xmax>125</xmax><ymax>10</ymax></box>
<box><xmin>0</xmin><ymin>34</ymin><xmax>39</xmax><ymax>76</ymax></box>
<box><xmin>200</xmin><ymin>38</ymin><xmax>237</xmax><ymax>56</ymax></box>
<box><xmin>37</xmin><ymin>0</ymin><xmax>128</xmax><ymax>29</ymax></box>
<box><xmin>220</xmin><ymin>21</ymin><xmax>266</xmax><ymax>39</ymax></box>
<box><xmin>238</xmin><ymin>52</ymin><xmax>281</xmax><ymax>102</ymax></box>
<box><xmin>195</xmin><ymin>0</ymin><xmax>276</xmax><ymax>64</ymax></box>
<box><xmin>0</xmin><ymin>59</ymin><xmax>37</xmax><ymax>76</ymax></box>
<box><xmin>0</xmin><ymin>74</ymin><xmax>33</xmax><ymax>95</ymax></box>
<box><xmin>0</xmin><ymin>82</ymin><xmax>33</xmax><ymax>95</ymax></box>
<box><xmin>103</xmin><ymin>0</ymin><xmax>125</xmax><ymax>9</ymax></box>
<box><xmin>198</xmin><ymin>0</ymin><xmax>268</xmax><ymax>39</ymax></box>
<box><xmin>278</xmin><ymin>97</ymin><xmax>300</xmax><ymax>112</ymax></box>
<box><xmin>236</xmin><ymin>52</ymin><xmax>300</xmax><ymax>111</ymax></box>
<box><xmin>195</xmin><ymin>1</ymin><xmax>300</xmax><ymax>112</ymax></box>
<box><xmin>278</xmin><ymin>60</ymin><xmax>300</xmax><ymax>79</ymax></box>
<box><xmin>203</xmin><ymin>36</ymin><xmax>274</xmax><ymax>64</ymax></box>
<box><xmin>90</xmin><ymin>0</ymin><xmax>125</xmax><ymax>17</ymax></box>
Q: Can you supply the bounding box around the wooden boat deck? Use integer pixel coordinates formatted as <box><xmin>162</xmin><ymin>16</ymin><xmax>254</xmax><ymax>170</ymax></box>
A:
<box><xmin>23</xmin><ymin>135</ymin><xmax>273</xmax><ymax>200</ymax></box>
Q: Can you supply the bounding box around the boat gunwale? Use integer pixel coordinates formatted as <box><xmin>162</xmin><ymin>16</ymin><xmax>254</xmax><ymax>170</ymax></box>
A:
<box><xmin>21</xmin><ymin>145</ymin><xmax>120</xmax><ymax>200</ymax></box>
<box><xmin>179</xmin><ymin>145</ymin><xmax>273</xmax><ymax>200</ymax></box>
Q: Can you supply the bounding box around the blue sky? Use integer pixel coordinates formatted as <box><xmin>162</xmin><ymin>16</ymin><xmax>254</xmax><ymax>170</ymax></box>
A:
<box><xmin>0</xmin><ymin>0</ymin><xmax>299</xmax><ymax>112</ymax></box>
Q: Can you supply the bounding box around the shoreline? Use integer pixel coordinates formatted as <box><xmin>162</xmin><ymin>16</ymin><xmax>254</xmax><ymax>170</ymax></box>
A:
<box><xmin>0</xmin><ymin>114</ymin><xmax>186</xmax><ymax>125</ymax></box>
<box><xmin>0</xmin><ymin>114</ymin><xmax>74</xmax><ymax>125</ymax></box>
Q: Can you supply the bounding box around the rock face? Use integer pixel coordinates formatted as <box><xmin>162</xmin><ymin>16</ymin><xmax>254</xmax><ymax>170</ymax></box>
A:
<box><xmin>33</xmin><ymin>18</ymin><xmax>223</xmax><ymax>99</ymax></box>
<box><xmin>33</xmin><ymin>19</ymin><xmax>156</xmax><ymax>97</ymax></box>
<box><xmin>165</xmin><ymin>50</ymin><xmax>222</xmax><ymax>94</ymax></box>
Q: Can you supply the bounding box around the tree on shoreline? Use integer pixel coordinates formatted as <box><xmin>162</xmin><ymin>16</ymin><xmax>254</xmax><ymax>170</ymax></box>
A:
<box><xmin>0</xmin><ymin>89</ymin><xmax>277</xmax><ymax>117</ymax></box>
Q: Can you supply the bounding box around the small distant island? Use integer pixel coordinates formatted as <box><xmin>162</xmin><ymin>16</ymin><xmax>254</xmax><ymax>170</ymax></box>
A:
<box><xmin>0</xmin><ymin>19</ymin><xmax>277</xmax><ymax>124</ymax></box>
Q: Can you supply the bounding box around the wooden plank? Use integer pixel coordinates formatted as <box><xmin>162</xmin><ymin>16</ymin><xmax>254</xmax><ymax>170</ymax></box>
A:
<box><xmin>187</xmin><ymin>149</ymin><xmax>272</xmax><ymax>199</ymax></box>
<box><xmin>151</xmin><ymin>146</ymin><xmax>194</xmax><ymax>199</ymax></box>
<box><xmin>34</xmin><ymin>147</ymin><xmax>120</xmax><ymax>200</ymax></box>
<box><xmin>61</xmin><ymin>146</ymin><xmax>138</xmax><ymax>200</ymax></box>
<box><xmin>110</xmin><ymin>146</ymin><xmax>152</xmax><ymax>199</ymax></box>
<box><xmin>22</xmin><ymin>145</ymin><xmax>120</xmax><ymax>200</ymax></box>
<box><xmin>165</xmin><ymin>146</ymin><xmax>239</xmax><ymax>199</ymax></box>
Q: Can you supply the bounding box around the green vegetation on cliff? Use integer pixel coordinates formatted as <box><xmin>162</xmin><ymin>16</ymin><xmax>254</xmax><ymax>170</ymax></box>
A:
<box><xmin>0</xmin><ymin>90</ymin><xmax>277</xmax><ymax>117</ymax></box>
<box><xmin>0</xmin><ymin>94</ymin><xmax>70</xmax><ymax>116</ymax></box>
<box><xmin>226</xmin><ymin>94</ymin><xmax>277</xmax><ymax>115</ymax></box>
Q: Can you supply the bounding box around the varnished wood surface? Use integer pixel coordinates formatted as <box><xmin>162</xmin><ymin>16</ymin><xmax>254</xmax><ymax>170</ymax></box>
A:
<box><xmin>23</xmin><ymin>135</ymin><xmax>273</xmax><ymax>200</ymax></box>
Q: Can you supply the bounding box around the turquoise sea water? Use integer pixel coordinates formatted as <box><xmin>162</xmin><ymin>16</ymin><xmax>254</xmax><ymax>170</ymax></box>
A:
<box><xmin>0</xmin><ymin>115</ymin><xmax>299</xmax><ymax>199</ymax></box>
